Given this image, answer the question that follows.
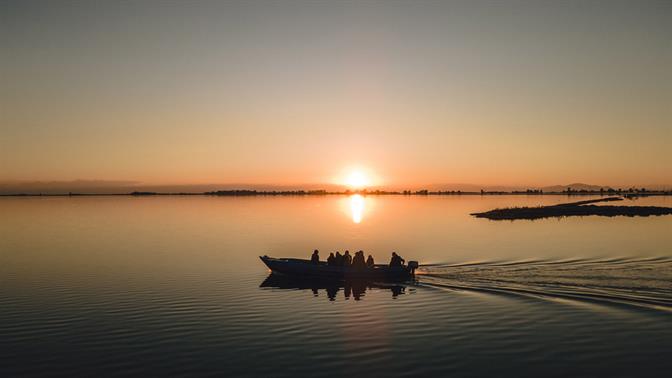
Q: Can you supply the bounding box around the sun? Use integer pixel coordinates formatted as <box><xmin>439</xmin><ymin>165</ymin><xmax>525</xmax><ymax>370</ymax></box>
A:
<box><xmin>346</xmin><ymin>170</ymin><xmax>369</xmax><ymax>189</ymax></box>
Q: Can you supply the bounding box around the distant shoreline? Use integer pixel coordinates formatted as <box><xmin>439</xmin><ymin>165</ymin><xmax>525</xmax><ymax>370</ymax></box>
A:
<box><xmin>1</xmin><ymin>189</ymin><xmax>670</xmax><ymax>197</ymax></box>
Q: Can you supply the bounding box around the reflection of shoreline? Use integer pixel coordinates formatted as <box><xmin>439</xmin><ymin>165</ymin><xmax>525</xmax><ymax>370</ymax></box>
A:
<box><xmin>260</xmin><ymin>274</ymin><xmax>408</xmax><ymax>301</ymax></box>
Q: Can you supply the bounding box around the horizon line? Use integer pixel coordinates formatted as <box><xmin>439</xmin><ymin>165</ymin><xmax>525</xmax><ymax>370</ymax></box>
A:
<box><xmin>2</xmin><ymin>187</ymin><xmax>670</xmax><ymax>197</ymax></box>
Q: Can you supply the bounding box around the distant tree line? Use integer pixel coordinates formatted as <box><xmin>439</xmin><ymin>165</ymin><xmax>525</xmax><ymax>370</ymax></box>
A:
<box><xmin>4</xmin><ymin>188</ymin><xmax>671</xmax><ymax>197</ymax></box>
<box><xmin>143</xmin><ymin>188</ymin><xmax>672</xmax><ymax>196</ymax></box>
<box><xmin>204</xmin><ymin>190</ymin><xmax>329</xmax><ymax>196</ymax></box>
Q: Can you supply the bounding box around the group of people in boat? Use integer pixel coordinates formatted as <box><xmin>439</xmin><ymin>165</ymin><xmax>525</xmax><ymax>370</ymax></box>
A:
<box><xmin>310</xmin><ymin>249</ymin><xmax>405</xmax><ymax>268</ymax></box>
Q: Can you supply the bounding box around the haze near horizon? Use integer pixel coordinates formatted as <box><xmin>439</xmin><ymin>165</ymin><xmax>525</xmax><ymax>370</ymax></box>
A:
<box><xmin>2</xmin><ymin>1</ymin><xmax>671</xmax><ymax>189</ymax></box>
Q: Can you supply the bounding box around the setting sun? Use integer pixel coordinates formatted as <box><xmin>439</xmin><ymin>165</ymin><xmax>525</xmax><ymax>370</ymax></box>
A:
<box><xmin>346</xmin><ymin>170</ymin><xmax>370</xmax><ymax>189</ymax></box>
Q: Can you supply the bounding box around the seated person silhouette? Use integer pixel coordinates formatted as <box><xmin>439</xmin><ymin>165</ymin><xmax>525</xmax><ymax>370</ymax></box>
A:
<box><xmin>389</xmin><ymin>252</ymin><xmax>405</xmax><ymax>267</ymax></box>
<box><xmin>342</xmin><ymin>250</ymin><xmax>352</xmax><ymax>267</ymax></box>
<box><xmin>335</xmin><ymin>251</ymin><xmax>343</xmax><ymax>266</ymax></box>
<box><xmin>352</xmin><ymin>251</ymin><xmax>366</xmax><ymax>268</ymax></box>
<box><xmin>366</xmin><ymin>255</ymin><xmax>375</xmax><ymax>268</ymax></box>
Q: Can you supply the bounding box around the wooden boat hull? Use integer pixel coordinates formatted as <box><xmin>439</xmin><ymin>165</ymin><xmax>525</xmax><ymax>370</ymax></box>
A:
<box><xmin>259</xmin><ymin>255</ymin><xmax>416</xmax><ymax>281</ymax></box>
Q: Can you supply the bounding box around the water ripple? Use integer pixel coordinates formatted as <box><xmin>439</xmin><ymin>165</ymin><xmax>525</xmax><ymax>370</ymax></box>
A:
<box><xmin>419</xmin><ymin>256</ymin><xmax>672</xmax><ymax>312</ymax></box>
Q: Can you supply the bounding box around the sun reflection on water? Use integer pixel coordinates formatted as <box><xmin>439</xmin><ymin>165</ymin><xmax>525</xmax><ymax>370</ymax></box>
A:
<box><xmin>350</xmin><ymin>194</ymin><xmax>365</xmax><ymax>224</ymax></box>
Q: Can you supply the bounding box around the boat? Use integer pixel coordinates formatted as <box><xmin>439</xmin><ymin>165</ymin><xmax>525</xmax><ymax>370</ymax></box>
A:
<box><xmin>259</xmin><ymin>255</ymin><xmax>418</xmax><ymax>281</ymax></box>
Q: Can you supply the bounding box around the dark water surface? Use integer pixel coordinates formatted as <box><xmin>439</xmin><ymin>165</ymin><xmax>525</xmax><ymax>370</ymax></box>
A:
<box><xmin>1</xmin><ymin>195</ymin><xmax>671</xmax><ymax>377</ymax></box>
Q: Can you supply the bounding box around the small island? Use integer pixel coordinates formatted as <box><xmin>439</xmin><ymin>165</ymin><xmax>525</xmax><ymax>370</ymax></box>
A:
<box><xmin>471</xmin><ymin>197</ymin><xmax>672</xmax><ymax>221</ymax></box>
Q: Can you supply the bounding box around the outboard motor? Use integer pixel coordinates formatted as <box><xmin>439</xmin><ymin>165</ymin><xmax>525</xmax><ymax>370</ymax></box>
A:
<box><xmin>408</xmin><ymin>261</ymin><xmax>419</xmax><ymax>275</ymax></box>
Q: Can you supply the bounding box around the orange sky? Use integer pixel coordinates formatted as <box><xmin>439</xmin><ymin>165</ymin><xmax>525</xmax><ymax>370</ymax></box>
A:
<box><xmin>1</xmin><ymin>1</ymin><xmax>670</xmax><ymax>189</ymax></box>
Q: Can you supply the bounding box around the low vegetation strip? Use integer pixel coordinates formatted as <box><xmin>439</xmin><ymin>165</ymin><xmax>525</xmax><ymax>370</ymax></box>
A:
<box><xmin>471</xmin><ymin>197</ymin><xmax>672</xmax><ymax>220</ymax></box>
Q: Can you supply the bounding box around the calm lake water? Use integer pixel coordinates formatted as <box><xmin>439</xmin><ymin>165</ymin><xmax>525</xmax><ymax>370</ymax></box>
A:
<box><xmin>1</xmin><ymin>195</ymin><xmax>671</xmax><ymax>377</ymax></box>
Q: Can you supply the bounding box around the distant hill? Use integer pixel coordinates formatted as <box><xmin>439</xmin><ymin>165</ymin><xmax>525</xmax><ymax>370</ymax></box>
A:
<box><xmin>419</xmin><ymin>183</ymin><xmax>611</xmax><ymax>192</ymax></box>
<box><xmin>413</xmin><ymin>183</ymin><xmax>528</xmax><ymax>192</ymax></box>
<box><xmin>0</xmin><ymin>180</ymin><xmax>346</xmax><ymax>195</ymax></box>
<box><xmin>0</xmin><ymin>180</ymin><xmax>141</xmax><ymax>195</ymax></box>
<box><xmin>641</xmin><ymin>184</ymin><xmax>672</xmax><ymax>191</ymax></box>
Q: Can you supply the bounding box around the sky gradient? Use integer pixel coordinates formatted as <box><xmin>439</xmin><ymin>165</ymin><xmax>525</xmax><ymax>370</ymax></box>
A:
<box><xmin>2</xmin><ymin>0</ymin><xmax>671</xmax><ymax>190</ymax></box>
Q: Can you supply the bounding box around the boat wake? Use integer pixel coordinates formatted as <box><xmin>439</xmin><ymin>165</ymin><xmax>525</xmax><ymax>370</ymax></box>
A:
<box><xmin>417</xmin><ymin>256</ymin><xmax>672</xmax><ymax>312</ymax></box>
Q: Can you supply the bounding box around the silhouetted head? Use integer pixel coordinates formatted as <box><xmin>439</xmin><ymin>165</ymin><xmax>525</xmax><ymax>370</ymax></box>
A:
<box><xmin>392</xmin><ymin>252</ymin><xmax>398</xmax><ymax>257</ymax></box>
<box><xmin>335</xmin><ymin>251</ymin><xmax>341</xmax><ymax>256</ymax></box>
<box><xmin>313</xmin><ymin>249</ymin><xmax>319</xmax><ymax>254</ymax></box>
<box><xmin>329</xmin><ymin>253</ymin><xmax>335</xmax><ymax>258</ymax></box>
<box><xmin>344</xmin><ymin>251</ymin><xmax>350</xmax><ymax>256</ymax></box>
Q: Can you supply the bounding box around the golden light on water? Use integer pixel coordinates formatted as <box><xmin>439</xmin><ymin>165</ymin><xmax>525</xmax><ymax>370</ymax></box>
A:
<box><xmin>350</xmin><ymin>194</ymin><xmax>365</xmax><ymax>224</ymax></box>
